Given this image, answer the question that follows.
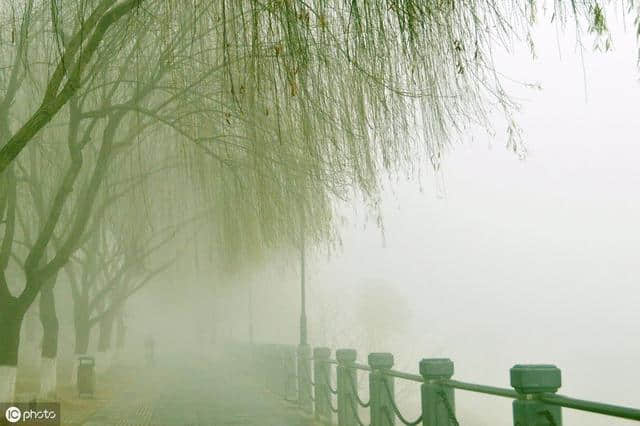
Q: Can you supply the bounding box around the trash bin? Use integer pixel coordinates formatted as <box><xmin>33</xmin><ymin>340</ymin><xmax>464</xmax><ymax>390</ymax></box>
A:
<box><xmin>77</xmin><ymin>356</ymin><xmax>95</xmax><ymax>398</ymax></box>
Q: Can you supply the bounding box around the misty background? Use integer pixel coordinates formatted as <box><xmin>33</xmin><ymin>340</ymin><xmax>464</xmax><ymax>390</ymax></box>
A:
<box><xmin>9</xmin><ymin>5</ymin><xmax>638</xmax><ymax>426</ymax></box>
<box><xmin>123</xmin><ymin>12</ymin><xmax>639</xmax><ymax>426</ymax></box>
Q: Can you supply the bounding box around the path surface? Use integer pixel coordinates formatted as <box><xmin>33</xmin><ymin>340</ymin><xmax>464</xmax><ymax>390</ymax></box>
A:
<box><xmin>79</xmin><ymin>351</ymin><xmax>315</xmax><ymax>426</ymax></box>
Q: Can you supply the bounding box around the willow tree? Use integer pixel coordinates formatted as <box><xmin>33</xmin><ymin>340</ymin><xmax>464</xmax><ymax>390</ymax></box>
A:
<box><xmin>0</xmin><ymin>0</ymin><xmax>627</xmax><ymax>400</ymax></box>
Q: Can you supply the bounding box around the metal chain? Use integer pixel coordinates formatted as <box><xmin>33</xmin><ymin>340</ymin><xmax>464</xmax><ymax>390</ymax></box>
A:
<box><xmin>383</xmin><ymin>381</ymin><xmax>423</xmax><ymax>426</ymax></box>
<box><xmin>348</xmin><ymin>373</ymin><xmax>371</xmax><ymax>408</ymax></box>
<box><xmin>437</xmin><ymin>390</ymin><xmax>460</xmax><ymax>426</ymax></box>
<box><xmin>348</xmin><ymin>393</ymin><xmax>369</xmax><ymax>426</ymax></box>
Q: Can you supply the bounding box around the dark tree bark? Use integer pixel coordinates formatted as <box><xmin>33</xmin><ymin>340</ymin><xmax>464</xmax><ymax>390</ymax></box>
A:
<box><xmin>0</xmin><ymin>296</ymin><xmax>23</xmax><ymax>367</ymax></box>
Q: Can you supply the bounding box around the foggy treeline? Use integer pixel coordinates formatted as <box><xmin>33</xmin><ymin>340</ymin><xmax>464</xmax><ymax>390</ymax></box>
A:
<box><xmin>0</xmin><ymin>1</ymin><xmax>639</xmax><ymax>425</ymax></box>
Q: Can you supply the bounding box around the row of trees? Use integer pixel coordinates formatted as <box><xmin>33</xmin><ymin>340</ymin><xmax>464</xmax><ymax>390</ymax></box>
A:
<box><xmin>0</xmin><ymin>0</ymin><xmax>624</xmax><ymax>401</ymax></box>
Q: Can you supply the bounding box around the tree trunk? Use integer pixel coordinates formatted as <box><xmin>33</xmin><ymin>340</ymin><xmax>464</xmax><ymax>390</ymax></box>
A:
<box><xmin>74</xmin><ymin>318</ymin><xmax>91</xmax><ymax>355</ymax></box>
<box><xmin>39</xmin><ymin>278</ymin><xmax>59</xmax><ymax>399</ymax></box>
<box><xmin>0</xmin><ymin>296</ymin><xmax>24</xmax><ymax>402</ymax></box>
<box><xmin>97</xmin><ymin>311</ymin><xmax>114</xmax><ymax>352</ymax></box>
<box><xmin>96</xmin><ymin>312</ymin><xmax>115</xmax><ymax>373</ymax></box>
<box><xmin>71</xmin><ymin>300</ymin><xmax>91</xmax><ymax>384</ymax></box>
<box><xmin>21</xmin><ymin>304</ymin><xmax>40</xmax><ymax>364</ymax></box>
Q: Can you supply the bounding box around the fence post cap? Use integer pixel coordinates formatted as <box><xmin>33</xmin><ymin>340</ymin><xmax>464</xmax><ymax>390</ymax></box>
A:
<box><xmin>368</xmin><ymin>352</ymin><xmax>394</xmax><ymax>369</ymax></box>
<box><xmin>419</xmin><ymin>358</ymin><xmax>454</xmax><ymax>379</ymax></box>
<box><xmin>510</xmin><ymin>364</ymin><xmax>561</xmax><ymax>394</ymax></box>
<box><xmin>336</xmin><ymin>349</ymin><xmax>357</xmax><ymax>364</ymax></box>
<box><xmin>313</xmin><ymin>347</ymin><xmax>331</xmax><ymax>359</ymax></box>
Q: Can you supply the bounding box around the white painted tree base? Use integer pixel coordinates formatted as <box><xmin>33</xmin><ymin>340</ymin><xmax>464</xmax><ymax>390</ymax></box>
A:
<box><xmin>39</xmin><ymin>357</ymin><xmax>57</xmax><ymax>400</ymax></box>
<box><xmin>0</xmin><ymin>366</ymin><xmax>17</xmax><ymax>402</ymax></box>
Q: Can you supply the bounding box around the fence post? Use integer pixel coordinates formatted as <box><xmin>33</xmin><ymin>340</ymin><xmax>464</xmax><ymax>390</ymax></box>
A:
<box><xmin>337</xmin><ymin>348</ymin><xmax>357</xmax><ymax>426</ymax></box>
<box><xmin>510</xmin><ymin>365</ymin><xmax>562</xmax><ymax>426</ymax></box>
<box><xmin>314</xmin><ymin>347</ymin><xmax>331</xmax><ymax>420</ymax></box>
<box><xmin>369</xmin><ymin>352</ymin><xmax>395</xmax><ymax>426</ymax></box>
<box><xmin>420</xmin><ymin>358</ymin><xmax>456</xmax><ymax>426</ymax></box>
<box><xmin>298</xmin><ymin>343</ymin><xmax>313</xmax><ymax>412</ymax></box>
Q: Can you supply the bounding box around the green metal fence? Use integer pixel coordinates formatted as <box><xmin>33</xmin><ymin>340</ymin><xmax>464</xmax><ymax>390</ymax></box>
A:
<box><xmin>249</xmin><ymin>343</ymin><xmax>640</xmax><ymax>425</ymax></box>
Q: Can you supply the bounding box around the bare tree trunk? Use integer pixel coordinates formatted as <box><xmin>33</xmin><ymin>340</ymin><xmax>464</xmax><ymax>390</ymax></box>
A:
<box><xmin>96</xmin><ymin>311</ymin><xmax>115</xmax><ymax>372</ymax></box>
<box><xmin>71</xmin><ymin>299</ymin><xmax>91</xmax><ymax>384</ymax></box>
<box><xmin>74</xmin><ymin>316</ymin><xmax>91</xmax><ymax>356</ymax></box>
<box><xmin>0</xmin><ymin>296</ymin><xmax>24</xmax><ymax>402</ymax></box>
<box><xmin>38</xmin><ymin>275</ymin><xmax>59</xmax><ymax>399</ymax></box>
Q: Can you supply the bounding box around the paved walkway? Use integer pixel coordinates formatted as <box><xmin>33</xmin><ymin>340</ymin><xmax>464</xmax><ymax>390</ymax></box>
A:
<box><xmin>80</xmin><ymin>352</ymin><xmax>315</xmax><ymax>426</ymax></box>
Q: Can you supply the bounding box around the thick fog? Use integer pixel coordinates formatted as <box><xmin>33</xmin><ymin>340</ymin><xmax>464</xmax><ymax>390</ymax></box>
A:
<box><xmin>304</xmin><ymin>17</ymin><xmax>639</xmax><ymax>426</ymax></box>
<box><xmin>4</xmin><ymin>3</ymin><xmax>639</xmax><ymax>426</ymax></box>
<box><xmin>175</xmin><ymin>14</ymin><xmax>640</xmax><ymax>426</ymax></box>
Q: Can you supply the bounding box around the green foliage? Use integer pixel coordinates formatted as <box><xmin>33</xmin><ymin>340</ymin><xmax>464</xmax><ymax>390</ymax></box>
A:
<box><xmin>0</xmin><ymin>0</ymin><xmax>638</xmax><ymax>277</ymax></box>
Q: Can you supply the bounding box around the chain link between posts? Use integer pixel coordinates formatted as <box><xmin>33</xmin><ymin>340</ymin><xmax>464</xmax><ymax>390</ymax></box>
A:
<box><xmin>349</xmin><ymin>393</ymin><xmax>369</xmax><ymax>426</ymax></box>
<box><xmin>383</xmin><ymin>381</ymin><xmax>423</xmax><ymax>426</ymax></box>
<box><xmin>348</xmin><ymin>372</ymin><xmax>371</xmax><ymax>408</ymax></box>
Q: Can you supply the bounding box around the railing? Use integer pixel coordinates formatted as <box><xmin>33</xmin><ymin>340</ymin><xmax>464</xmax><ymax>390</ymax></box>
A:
<box><xmin>245</xmin><ymin>343</ymin><xmax>640</xmax><ymax>425</ymax></box>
